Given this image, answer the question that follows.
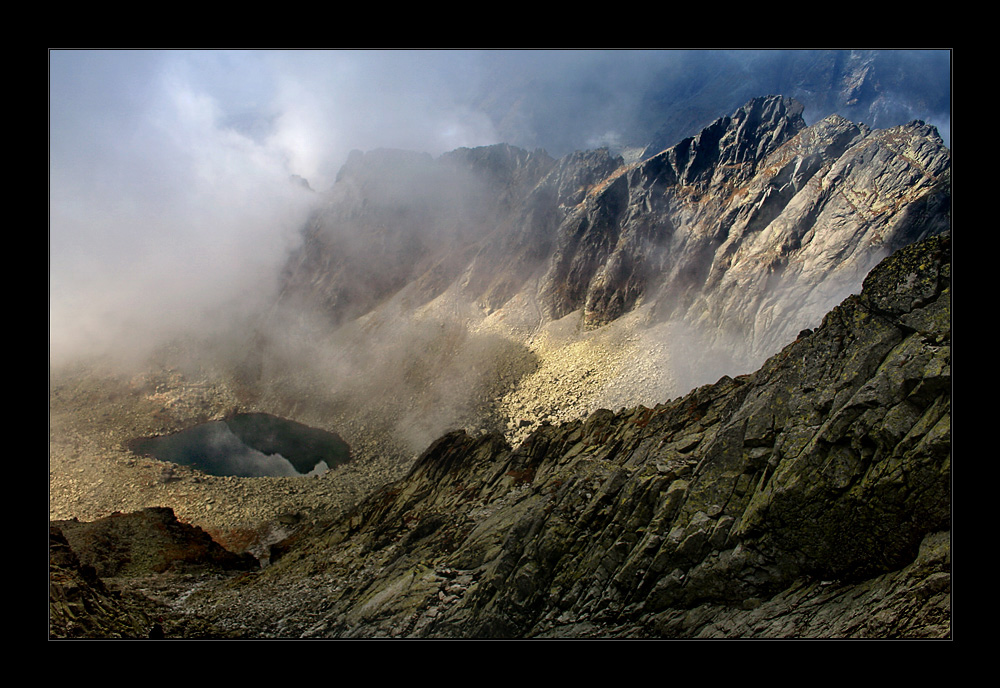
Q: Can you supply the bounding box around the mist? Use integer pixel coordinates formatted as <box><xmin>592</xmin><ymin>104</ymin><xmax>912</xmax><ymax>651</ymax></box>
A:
<box><xmin>49</xmin><ymin>49</ymin><xmax>951</xmax><ymax>369</ymax></box>
<box><xmin>48</xmin><ymin>50</ymin><xmax>503</xmax><ymax>367</ymax></box>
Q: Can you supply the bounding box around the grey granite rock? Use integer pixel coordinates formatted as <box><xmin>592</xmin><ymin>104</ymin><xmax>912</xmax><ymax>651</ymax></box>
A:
<box><xmin>185</xmin><ymin>233</ymin><xmax>949</xmax><ymax>638</ymax></box>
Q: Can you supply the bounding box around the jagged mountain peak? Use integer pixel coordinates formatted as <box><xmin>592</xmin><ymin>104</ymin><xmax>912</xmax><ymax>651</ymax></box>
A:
<box><xmin>50</xmin><ymin>53</ymin><xmax>952</xmax><ymax>641</ymax></box>
<box><xmin>269</xmin><ymin>94</ymin><xmax>949</xmax><ymax>452</ymax></box>
<box><xmin>652</xmin><ymin>95</ymin><xmax>807</xmax><ymax>187</ymax></box>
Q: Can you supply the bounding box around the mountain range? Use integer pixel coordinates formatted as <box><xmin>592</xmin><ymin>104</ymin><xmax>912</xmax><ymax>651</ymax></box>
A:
<box><xmin>261</xmin><ymin>94</ymin><xmax>950</xmax><ymax>456</ymax></box>
<box><xmin>49</xmin><ymin>87</ymin><xmax>952</xmax><ymax>639</ymax></box>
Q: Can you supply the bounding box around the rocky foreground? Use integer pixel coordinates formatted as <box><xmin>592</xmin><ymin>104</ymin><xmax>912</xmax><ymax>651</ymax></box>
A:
<box><xmin>49</xmin><ymin>233</ymin><xmax>951</xmax><ymax>639</ymax></box>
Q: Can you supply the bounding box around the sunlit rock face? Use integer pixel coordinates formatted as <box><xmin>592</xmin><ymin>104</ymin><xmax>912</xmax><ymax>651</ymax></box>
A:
<box><xmin>267</xmin><ymin>96</ymin><xmax>950</xmax><ymax>450</ymax></box>
<box><xmin>212</xmin><ymin>233</ymin><xmax>952</xmax><ymax>639</ymax></box>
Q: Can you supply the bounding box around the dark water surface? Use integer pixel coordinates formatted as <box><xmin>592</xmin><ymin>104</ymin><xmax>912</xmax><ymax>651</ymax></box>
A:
<box><xmin>128</xmin><ymin>413</ymin><xmax>351</xmax><ymax>478</ymax></box>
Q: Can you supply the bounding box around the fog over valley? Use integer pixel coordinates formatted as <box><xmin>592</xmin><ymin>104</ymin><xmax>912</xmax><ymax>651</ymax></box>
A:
<box><xmin>50</xmin><ymin>50</ymin><xmax>950</xmax><ymax>371</ymax></box>
<box><xmin>48</xmin><ymin>50</ymin><xmax>953</xmax><ymax>640</ymax></box>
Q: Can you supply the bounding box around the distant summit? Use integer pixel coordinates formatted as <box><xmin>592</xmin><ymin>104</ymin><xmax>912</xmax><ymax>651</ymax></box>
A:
<box><xmin>50</xmin><ymin>86</ymin><xmax>952</xmax><ymax>639</ymax></box>
<box><xmin>472</xmin><ymin>50</ymin><xmax>950</xmax><ymax>159</ymax></box>
<box><xmin>289</xmin><ymin>174</ymin><xmax>313</xmax><ymax>192</ymax></box>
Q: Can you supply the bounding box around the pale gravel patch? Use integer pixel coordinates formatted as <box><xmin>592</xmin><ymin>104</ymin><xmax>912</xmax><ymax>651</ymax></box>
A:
<box><xmin>456</xmin><ymin>282</ymin><xmax>682</xmax><ymax>446</ymax></box>
<box><xmin>49</xmin><ymin>277</ymin><xmax>681</xmax><ymax>555</ymax></box>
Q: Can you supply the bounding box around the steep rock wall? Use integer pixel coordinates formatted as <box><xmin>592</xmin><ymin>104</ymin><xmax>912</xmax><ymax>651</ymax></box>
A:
<box><xmin>198</xmin><ymin>233</ymin><xmax>950</xmax><ymax>638</ymax></box>
<box><xmin>261</xmin><ymin>96</ymin><xmax>950</xmax><ymax>456</ymax></box>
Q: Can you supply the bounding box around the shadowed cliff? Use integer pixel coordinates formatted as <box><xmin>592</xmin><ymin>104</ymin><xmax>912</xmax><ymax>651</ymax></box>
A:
<box><xmin>255</xmin><ymin>96</ymin><xmax>950</xmax><ymax>459</ymax></box>
<box><xmin>186</xmin><ymin>232</ymin><xmax>950</xmax><ymax>638</ymax></box>
<box><xmin>50</xmin><ymin>90</ymin><xmax>951</xmax><ymax>639</ymax></box>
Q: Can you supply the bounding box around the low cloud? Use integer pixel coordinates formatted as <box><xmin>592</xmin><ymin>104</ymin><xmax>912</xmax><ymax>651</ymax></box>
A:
<box><xmin>49</xmin><ymin>50</ymin><xmax>513</xmax><ymax>367</ymax></box>
<box><xmin>49</xmin><ymin>50</ymin><xmax>951</xmax><ymax>368</ymax></box>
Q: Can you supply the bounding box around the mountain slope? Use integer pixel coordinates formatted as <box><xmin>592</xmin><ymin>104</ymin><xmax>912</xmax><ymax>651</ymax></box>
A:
<box><xmin>185</xmin><ymin>232</ymin><xmax>950</xmax><ymax>638</ymax></box>
<box><xmin>49</xmin><ymin>91</ymin><xmax>952</xmax><ymax>639</ymax></box>
<box><xmin>262</xmin><ymin>95</ymin><xmax>950</xmax><ymax>456</ymax></box>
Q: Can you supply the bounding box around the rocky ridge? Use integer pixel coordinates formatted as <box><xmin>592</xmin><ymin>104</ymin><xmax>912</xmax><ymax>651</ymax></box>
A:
<box><xmin>49</xmin><ymin>95</ymin><xmax>952</xmax><ymax>639</ymax></box>
<box><xmin>53</xmin><ymin>506</ymin><xmax>258</xmax><ymax>578</ymax></box>
<box><xmin>260</xmin><ymin>96</ymin><xmax>950</xmax><ymax>456</ymax></box>
<box><xmin>87</xmin><ymin>232</ymin><xmax>949</xmax><ymax>638</ymax></box>
<box><xmin>48</xmin><ymin>519</ymin><xmax>242</xmax><ymax>639</ymax></box>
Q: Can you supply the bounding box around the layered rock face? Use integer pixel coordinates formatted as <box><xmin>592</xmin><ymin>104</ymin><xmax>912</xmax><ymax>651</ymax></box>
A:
<box><xmin>50</xmin><ymin>94</ymin><xmax>951</xmax><ymax>639</ymax></box>
<box><xmin>53</xmin><ymin>507</ymin><xmax>258</xmax><ymax>578</ymax></box>
<box><xmin>49</xmin><ymin>509</ymin><xmax>255</xmax><ymax>639</ymax></box>
<box><xmin>268</xmin><ymin>96</ymin><xmax>950</xmax><ymax>452</ymax></box>
<box><xmin>188</xmin><ymin>233</ymin><xmax>950</xmax><ymax>638</ymax></box>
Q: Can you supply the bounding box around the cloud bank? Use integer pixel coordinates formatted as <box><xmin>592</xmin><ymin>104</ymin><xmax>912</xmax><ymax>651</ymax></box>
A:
<box><xmin>49</xmin><ymin>50</ymin><xmax>520</xmax><ymax>366</ymax></box>
<box><xmin>49</xmin><ymin>50</ymin><xmax>950</xmax><ymax>367</ymax></box>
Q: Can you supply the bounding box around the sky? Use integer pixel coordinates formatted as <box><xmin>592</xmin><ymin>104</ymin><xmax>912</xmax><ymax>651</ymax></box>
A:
<box><xmin>49</xmin><ymin>49</ymin><xmax>951</xmax><ymax>367</ymax></box>
<box><xmin>49</xmin><ymin>50</ymin><xmax>517</xmax><ymax>365</ymax></box>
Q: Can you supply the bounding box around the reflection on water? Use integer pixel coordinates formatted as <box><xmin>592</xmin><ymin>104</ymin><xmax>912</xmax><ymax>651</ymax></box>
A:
<box><xmin>128</xmin><ymin>413</ymin><xmax>351</xmax><ymax>478</ymax></box>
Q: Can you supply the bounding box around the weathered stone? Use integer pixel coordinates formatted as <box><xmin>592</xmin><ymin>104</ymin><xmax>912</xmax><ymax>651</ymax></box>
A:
<box><xmin>50</xmin><ymin>95</ymin><xmax>951</xmax><ymax>640</ymax></box>
<box><xmin>162</xmin><ymin>233</ymin><xmax>948</xmax><ymax>638</ymax></box>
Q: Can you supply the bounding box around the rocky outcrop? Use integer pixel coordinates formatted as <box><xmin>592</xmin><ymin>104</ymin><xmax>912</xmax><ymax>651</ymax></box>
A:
<box><xmin>49</xmin><ymin>521</ymin><xmax>248</xmax><ymax>639</ymax></box>
<box><xmin>277</xmin><ymin>95</ymin><xmax>949</xmax><ymax>372</ymax></box>
<box><xmin>49</xmin><ymin>524</ymin><xmax>156</xmax><ymax>639</ymax></box>
<box><xmin>184</xmin><ymin>233</ymin><xmax>949</xmax><ymax>638</ymax></box>
<box><xmin>250</xmin><ymin>96</ymin><xmax>951</xmax><ymax>466</ymax></box>
<box><xmin>53</xmin><ymin>507</ymin><xmax>258</xmax><ymax>578</ymax></box>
